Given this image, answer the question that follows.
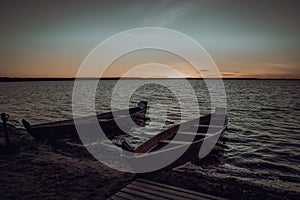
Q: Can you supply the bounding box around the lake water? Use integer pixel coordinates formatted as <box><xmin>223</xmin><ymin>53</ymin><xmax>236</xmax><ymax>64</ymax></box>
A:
<box><xmin>0</xmin><ymin>80</ymin><xmax>299</xmax><ymax>192</ymax></box>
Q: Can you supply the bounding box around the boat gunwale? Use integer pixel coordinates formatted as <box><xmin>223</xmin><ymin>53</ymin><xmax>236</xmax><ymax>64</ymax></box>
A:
<box><xmin>22</xmin><ymin>101</ymin><xmax>148</xmax><ymax>141</ymax></box>
<box><xmin>126</xmin><ymin>126</ymin><xmax>226</xmax><ymax>158</ymax></box>
<box><xmin>29</xmin><ymin>106</ymin><xmax>146</xmax><ymax>128</ymax></box>
<box><xmin>134</xmin><ymin>111</ymin><xmax>227</xmax><ymax>153</ymax></box>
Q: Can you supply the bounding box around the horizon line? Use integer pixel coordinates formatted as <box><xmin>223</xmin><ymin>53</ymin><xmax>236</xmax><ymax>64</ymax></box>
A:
<box><xmin>0</xmin><ymin>77</ymin><xmax>299</xmax><ymax>82</ymax></box>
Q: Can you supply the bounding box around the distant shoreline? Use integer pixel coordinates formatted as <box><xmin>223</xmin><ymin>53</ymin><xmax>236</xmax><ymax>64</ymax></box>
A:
<box><xmin>0</xmin><ymin>77</ymin><xmax>299</xmax><ymax>82</ymax></box>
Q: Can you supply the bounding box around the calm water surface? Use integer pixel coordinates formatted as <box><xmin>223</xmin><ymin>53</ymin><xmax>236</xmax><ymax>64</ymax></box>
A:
<box><xmin>0</xmin><ymin>80</ymin><xmax>299</xmax><ymax>191</ymax></box>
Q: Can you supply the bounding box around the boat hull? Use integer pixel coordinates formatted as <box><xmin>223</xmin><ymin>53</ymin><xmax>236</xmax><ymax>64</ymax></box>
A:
<box><xmin>123</xmin><ymin>108</ymin><xmax>227</xmax><ymax>172</ymax></box>
<box><xmin>123</xmin><ymin>127</ymin><xmax>225</xmax><ymax>172</ymax></box>
<box><xmin>22</xmin><ymin>101</ymin><xmax>148</xmax><ymax>141</ymax></box>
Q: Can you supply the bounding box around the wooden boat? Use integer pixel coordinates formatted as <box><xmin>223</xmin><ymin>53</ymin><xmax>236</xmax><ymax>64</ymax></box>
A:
<box><xmin>22</xmin><ymin>101</ymin><xmax>148</xmax><ymax>141</ymax></box>
<box><xmin>121</xmin><ymin>108</ymin><xmax>227</xmax><ymax>171</ymax></box>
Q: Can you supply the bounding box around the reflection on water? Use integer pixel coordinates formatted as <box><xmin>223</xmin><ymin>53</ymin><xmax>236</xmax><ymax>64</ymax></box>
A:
<box><xmin>0</xmin><ymin>79</ymin><xmax>299</xmax><ymax>191</ymax></box>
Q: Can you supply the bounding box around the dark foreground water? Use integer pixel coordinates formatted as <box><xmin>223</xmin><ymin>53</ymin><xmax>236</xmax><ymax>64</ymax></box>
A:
<box><xmin>0</xmin><ymin>80</ymin><xmax>299</xmax><ymax>193</ymax></box>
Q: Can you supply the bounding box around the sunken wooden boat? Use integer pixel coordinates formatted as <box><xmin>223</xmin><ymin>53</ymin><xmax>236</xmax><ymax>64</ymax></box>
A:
<box><xmin>121</xmin><ymin>108</ymin><xmax>227</xmax><ymax>171</ymax></box>
<box><xmin>22</xmin><ymin>101</ymin><xmax>148</xmax><ymax>141</ymax></box>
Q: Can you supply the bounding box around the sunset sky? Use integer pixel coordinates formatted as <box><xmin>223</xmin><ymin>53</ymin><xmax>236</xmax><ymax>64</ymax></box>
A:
<box><xmin>0</xmin><ymin>0</ymin><xmax>299</xmax><ymax>78</ymax></box>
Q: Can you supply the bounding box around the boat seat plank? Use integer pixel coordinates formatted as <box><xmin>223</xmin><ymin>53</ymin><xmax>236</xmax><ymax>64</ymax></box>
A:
<box><xmin>176</xmin><ymin>132</ymin><xmax>206</xmax><ymax>136</ymax></box>
<box><xmin>147</xmin><ymin>142</ymin><xmax>180</xmax><ymax>152</ymax></box>
<box><xmin>197</xmin><ymin>125</ymin><xmax>224</xmax><ymax>128</ymax></box>
<box><xmin>159</xmin><ymin>140</ymin><xmax>192</xmax><ymax>145</ymax></box>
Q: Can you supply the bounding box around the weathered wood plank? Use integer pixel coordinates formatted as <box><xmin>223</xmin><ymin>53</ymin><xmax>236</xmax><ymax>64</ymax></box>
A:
<box><xmin>131</xmin><ymin>181</ymin><xmax>201</xmax><ymax>200</ymax></box>
<box><xmin>121</xmin><ymin>187</ymin><xmax>169</xmax><ymax>200</ymax></box>
<box><xmin>127</xmin><ymin>182</ymin><xmax>190</xmax><ymax>200</ymax></box>
<box><xmin>160</xmin><ymin>140</ymin><xmax>192</xmax><ymax>145</ymax></box>
<box><xmin>114</xmin><ymin>190</ymin><xmax>145</xmax><ymax>200</ymax></box>
<box><xmin>110</xmin><ymin>178</ymin><xmax>226</xmax><ymax>200</ymax></box>
<box><xmin>109</xmin><ymin>195</ymin><xmax>127</xmax><ymax>200</ymax></box>
<box><xmin>137</xmin><ymin>179</ymin><xmax>226</xmax><ymax>200</ymax></box>
<box><xmin>197</xmin><ymin>125</ymin><xmax>224</xmax><ymax>128</ymax></box>
<box><xmin>176</xmin><ymin>131</ymin><xmax>207</xmax><ymax>136</ymax></box>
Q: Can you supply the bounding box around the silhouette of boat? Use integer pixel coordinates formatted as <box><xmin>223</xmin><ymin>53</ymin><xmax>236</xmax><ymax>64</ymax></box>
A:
<box><xmin>22</xmin><ymin>101</ymin><xmax>148</xmax><ymax>141</ymax></box>
<box><xmin>22</xmin><ymin>104</ymin><xmax>226</xmax><ymax>170</ymax></box>
<box><xmin>120</xmin><ymin>108</ymin><xmax>227</xmax><ymax>170</ymax></box>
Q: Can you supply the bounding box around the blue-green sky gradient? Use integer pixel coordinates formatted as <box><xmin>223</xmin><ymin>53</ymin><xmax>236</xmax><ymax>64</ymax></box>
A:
<box><xmin>1</xmin><ymin>0</ymin><xmax>299</xmax><ymax>78</ymax></box>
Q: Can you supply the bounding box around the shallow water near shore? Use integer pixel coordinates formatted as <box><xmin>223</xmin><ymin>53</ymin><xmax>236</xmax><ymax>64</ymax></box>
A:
<box><xmin>0</xmin><ymin>79</ymin><xmax>300</xmax><ymax>195</ymax></box>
